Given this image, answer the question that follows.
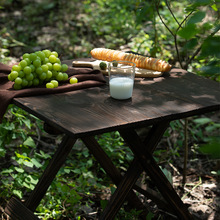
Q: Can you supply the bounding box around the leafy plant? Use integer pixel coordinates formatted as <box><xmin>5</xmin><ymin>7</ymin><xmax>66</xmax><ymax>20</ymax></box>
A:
<box><xmin>154</xmin><ymin>0</ymin><xmax>220</xmax><ymax>79</ymax></box>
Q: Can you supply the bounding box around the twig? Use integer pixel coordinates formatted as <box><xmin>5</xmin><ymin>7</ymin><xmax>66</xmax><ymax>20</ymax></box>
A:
<box><xmin>168</xmin><ymin>162</ymin><xmax>180</xmax><ymax>175</ymax></box>
<box><xmin>155</xmin><ymin>0</ymin><xmax>174</xmax><ymax>37</ymax></box>
<box><xmin>181</xmin><ymin>176</ymin><xmax>202</xmax><ymax>200</ymax></box>
<box><xmin>155</xmin><ymin>0</ymin><xmax>194</xmax><ymax>69</ymax></box>
<box><xmin>165</xmin><ymin>0</ymin><xmax>180</xmax><ymax>26</ymax></box>
<box><xmin>182</xmin><ymin>118</ymin><xmax>188</xmax><ymax>186</ymax></box>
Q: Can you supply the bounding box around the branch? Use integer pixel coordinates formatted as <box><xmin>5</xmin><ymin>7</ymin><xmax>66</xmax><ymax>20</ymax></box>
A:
<box><xmin>176</xmin><ymin>10</ymin><xmax>194</xmax><ymax>34</ymax></box>
<box><xmin>165</xmin><ymin>0</ymin><xmax>180</xmax><ymax>26</ymax></box>
<box><xmin>184</xmin><ymin>26</ymin><xmax>220</xmax><ymax>69</ymax></box>
<box><xmin>155</xmin><ymin>0</ymin><xmax>175</xmax><ymax>37</ymax></box>
<box><xmin>155</xmin><ymin>0</ymin><xmax>183</xmax><ymax>67</ymax></box>
<box><xmin>155</xmin><ymin>0</ymin><xmax>195</xmax><ymax>69</ymax></box>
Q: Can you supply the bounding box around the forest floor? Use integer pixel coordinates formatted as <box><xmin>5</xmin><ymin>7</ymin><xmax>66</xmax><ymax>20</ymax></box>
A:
<box><xmin>1</xmin><ymin>118</ymin><xmax>219</xmax><ymax>220</ymax></box>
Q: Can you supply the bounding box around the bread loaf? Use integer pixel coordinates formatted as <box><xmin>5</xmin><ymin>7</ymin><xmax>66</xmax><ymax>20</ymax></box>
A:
<box><xmin>90</xmin><ymin>48</ymin><xmax>172</xmax><ymax>72</ymax></box>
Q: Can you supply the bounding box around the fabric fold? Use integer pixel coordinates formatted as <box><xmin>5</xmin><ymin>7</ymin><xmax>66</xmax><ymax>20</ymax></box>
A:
<box><xmin>0</xmin><ymin>62</ymin><xmax>106</xmax><ymax>123</ymax></box>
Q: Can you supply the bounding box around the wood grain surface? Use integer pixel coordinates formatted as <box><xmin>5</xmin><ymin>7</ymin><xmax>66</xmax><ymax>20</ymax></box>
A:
<box><xmin>13</xmin><ymin>67</ymin><xmax>220</xmax><ymax>138</ymax></box>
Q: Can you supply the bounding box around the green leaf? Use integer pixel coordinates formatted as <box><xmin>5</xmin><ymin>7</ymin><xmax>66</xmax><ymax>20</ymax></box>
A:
<box><xmin>0</xmin><ymin>148</ymin><xmax>6</xmax><ymax>157</ymax></box>
<box><xmin>191</xmin><ymin>0</ymin><xmax>213</xmax><ymax>6</ymax></box>
<box><xmin>25</xmin><ymin>175</ymin><xmax>38</xmax><ymax>185</ymax></box>
<box><xmin>201</xmin><ymin>36</ymin><xmax>220</xmax><ymax>58</ymax></box>
<box><xmin>193</xmin><ymin>117</ymin><xmax>212</xmax><ymax>125</ymax></box>
<box><xmin>23</xmin><ymin>160</ymin><xmax>34</xmax><ymax>168</ymax></box>
<box><xmin>1</xmin><ymin>168</ymin><xmax>14</xmax><ymax>174</ymax></box>
<box><xmin>200</xmin><ymin>65</ymin><xmax>220</xmax><ymax>75</ymax></box>
<box><xmin>23</xmin><ymin>181</ymin><xmax>35</xmax><ymax>190</ymax></box>
<box><xmin>211</xmin><ymin>4</ymin><xmax>218</xmax><ymax>11</ymax></box>
<box><xmin>31</xmin><ymin>158</ymin><xmax>42</xmax><ymax>168</ymax></box>
<box><xmin>23</xmin><ymin>137</ymin><xmax>36</xmax><ymax>148</ymax></box>
<box><xmin>187</xmin><ymin>11</ymin><xmax>206</xmax><ymax>24</ymax></box>
<box><xmin>15</xmin><ymin>167</ymin><xmax>24</xmax><ymax>173</ymax></box>
<box><xmin>146</xmin><ymin>212</ymin><xmax>155</xmax><ymax>220</ymax></box>
<box><xmin>21</xmin><ymin>118</ymin><xmax>32</xmax><ymax>129</ymax></box>
<box><xmin>160</xmin><ymin>167</ymin><xmax>173</xmax><ymax>184</ymax></box>
<box><xmin>183</xmin><ymin>38</ymin><xmax>198</xmax><ymax>51</ymax></box>
<box><xmin>177</xmin><ymin>24</ymin><xmax>198</xmax><ymax>40</ymax></box>
<box><xmin>36</xmin><ymin>150</ymin><xmax>51</xmax><ymax>159</ymax></box>
<box><xmin>63</xmin><ymin>168</ymin><xmax>71</xmax><ymax>174</ymax></box>
<box><xmin>199</xmin><ymin>137</ymin><xmax>220</xmax><ymax>159</ymax></box>
<box><xmin>12</xmin><ymin>189</ymin><xmax>22</xmax><ymax>198</ymax></box>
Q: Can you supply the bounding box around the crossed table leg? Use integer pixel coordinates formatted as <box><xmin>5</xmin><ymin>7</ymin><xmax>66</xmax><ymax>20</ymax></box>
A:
<box><xmin>5</xmin><ymin>120</ymin><xmax>193</xmax><ymax>220</ymax></box>
<box><xmin>99</xmin><ymin>121</ymin><xmax>194</xmax><ymax>220</ymax></box>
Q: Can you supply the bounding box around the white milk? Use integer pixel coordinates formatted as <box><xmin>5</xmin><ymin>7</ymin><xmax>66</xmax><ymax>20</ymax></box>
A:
<box><xmin>109</xmin><ymin>77</ymin><xmax>134</xmax><ymax>100</ymax></box>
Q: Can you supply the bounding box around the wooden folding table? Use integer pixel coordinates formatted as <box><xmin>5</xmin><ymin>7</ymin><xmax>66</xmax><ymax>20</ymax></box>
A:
<box><xmin>5</xmin><ymin>66</ymin><xmax>220</xmax><ymax>220</ymax></box>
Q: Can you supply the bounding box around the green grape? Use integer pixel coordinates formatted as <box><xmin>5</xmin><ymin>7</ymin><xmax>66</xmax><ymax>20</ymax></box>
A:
<box><xmin>13</xmin><ymin>83</ymin><xmax>22</xmax><ymax>90</ymax></box>
<box><xmin>46</xmin><ymin>70</ymin><xmax>52</xmax><ymax>79</ymax></box>
<box><xmin>39</xmin><ymin>72</ymin><xmax>47</xmax><ymax>81</ymax></box>
<box><xmin>51</xmin><ymin>51</ymin><xmax>58</xmax><ymax>57</ymax></box>
<box><xmin>63</xmin><ymin>73</ymin><xmax>68</xmax><ymax>81</ymax></box>
<box><xmin>43</xmin><ymin>49</ymin><xmax>51</xmax><ymax>58</ymax></box>
<box><xmin>35</xmin><ymin>51</ymin><xmax>41</xmax><ymax>57</ymax></box>
<box><xmin>69</xmin><ymin>77</ymin><xmax>78</xmax><ymax>84</ymax></box>
<box><xmin>26</xmin><ymin>73</ymin><xmax>34</xmax><ymax>81</ymax></box>
<box><xmin>51</xmin><ymin>79</ymin><xmax>58</xmax><ymax>88</ymax></box>
<box><xmin>46</xmin><ymin>82</ymin><xmax>54</xmax><ymax>88</ymax></box>
<box><xmin>23</xmin><ymin>66</ymin><xmax>32</xmax><ymax>74</ymax></box>
<box><xmin>30</xmin><ymin>64</ymin><xmax>35</xmax><ymax>72</ymax></box>
<box><xmin>53</xmin><ymin>63</ymin><xmax>61</xmax><ymax>71</ymax></box>
<box><xmin>20</xmin><ymin>60</ymin><xmax>28</xmax><ymax>68</ymax></box>
<box><xmin>49</xmin><ymin>55</ymin><xmax>57</xmax><ymax>63</ymax></box>
<box><xmin>37</xmin><ymin>51</ymin><xmax>46</xmax><ymax>61</ymax></box>
<box><xmin>15</xmin><ymin>77</ymin><xmax>23</xmax><ymax>85</ymax></box>
<box><xmin>56</xmin><ymin>58</ymin><xmax>61</xmax><ymax>64</ymax></box>
<box><xmin>18</xmin><ymin>70</ymin><xmax>25</xmax><ymax>78</ymax></box>
<box><xmin>24</xmin><ymin>58</ymin><xmax>31</xmax><ymax>65</ymax></box>
<box><xmin>10</xmin><ymin>71</ymin><xmax>19</xmax><ymax>80</ymax></box>
<box><xmin>33</xmin><ymin>78</ymin><xmax>40</xmax><ymax>86</ymax></box>
<box><xmin>112</xmin><ymin>60</ymin><xmax>118</xmax><ymax>67</ymax></box>
<box><xmin>21</xmin><ymin>78</ymin><xmax>29</xmax><ymax>87</ymax></box>
<box><xmin>99</xmin><ymin>62</ymin><xmax>107</xmax><ymax>70</ymax></box>
<box><xmin>41</xmin><ymin>64</ymin><xmax>48</xmax><ymax>72</ymax></box>
<box><xmin>12</xmin><ymin>65</ymin><xmax>21</xmax><ymax>72</ymax></box>
<box><xmin>22</xmin><ymin>53</ymin><xmax>30</xmax><ymax>59</ymax></box>
<box><xmin>36</xmin><ymin>66</ymin><xmax>43</xmax><ymax>75</ymax></box>
<box><xmin>52</xmin><ymin>70</ymin><xmax>58</xmax><ymax>77</ymax></box>
<box><xmin>33</xmin><ymin>59</ymin><xmax>41</xmax><ymax>67</ymax></box>
<box><xmin>46</xmin><ymin>62</ymin><xmax>53</xmax><ymax>70</ymax></box>
<box><xmin>61</xmin><ymin>64</ymin><xmax>68</xmax><ymax>72</ymax></box>
<box><xmin>56</xmin><ymin>72</ymin><xmax>63</xmax><ymax>81</ymax></box>
<box><xmin>10</xmin><ymin>49</ymin><xmax>70</xmax><ymax>90</ymax></box>
<box><xmin>28</xmin><ymin>81</ymin><xmax>33</xmax><ymax>87</ymax></box>
<box><xmin>8</xmin><ymin>74</ymin><xmax>13</xmax><ymax>81</ymax></box>
<box><xmin>43</xmin><ymin>57</ymin><xmax>49</xmax><ymax>64</ymax></box>
<box><xmin>30</xmin><ymin>53</ymin><xmax>38</xmax><ymax>61</ymax></box>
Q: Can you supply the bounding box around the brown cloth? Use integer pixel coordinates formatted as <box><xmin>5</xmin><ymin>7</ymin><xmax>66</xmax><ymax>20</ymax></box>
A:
<box><xmin>0</xmin><ymin>62</ymin><xmax>106</xmax><ymax>123</ymax></box>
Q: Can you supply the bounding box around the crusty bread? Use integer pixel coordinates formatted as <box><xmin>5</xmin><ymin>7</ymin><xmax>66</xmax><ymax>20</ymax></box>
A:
<box><xmin>90</xmin><ymin>48</ymin><xmax>172</xmax><ymax>72</ymax></box>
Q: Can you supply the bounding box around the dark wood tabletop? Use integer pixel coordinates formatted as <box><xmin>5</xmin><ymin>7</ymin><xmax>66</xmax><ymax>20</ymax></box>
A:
<box><xmin>13</xmin><ymin>67</ymin><xmax>219</xmax><ymax>138</ymax></box>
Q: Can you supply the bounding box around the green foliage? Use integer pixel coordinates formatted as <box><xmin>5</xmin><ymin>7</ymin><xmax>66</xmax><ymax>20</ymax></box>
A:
<box><xmin>199</xmin><ymin>136</ymin><xmax>220</xmax><ymax>159</ymax></box>
<box><xmin>0</xmin><ymin>0</ymin><xmax>220</xmax><ymax>219</ymax></box>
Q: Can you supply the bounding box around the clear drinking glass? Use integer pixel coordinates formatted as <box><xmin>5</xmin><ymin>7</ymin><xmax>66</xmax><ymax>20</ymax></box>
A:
<box><xmin>108</xmin><ymin>60</ymin><xmax>136</xmax><ymax>100</ymax></box>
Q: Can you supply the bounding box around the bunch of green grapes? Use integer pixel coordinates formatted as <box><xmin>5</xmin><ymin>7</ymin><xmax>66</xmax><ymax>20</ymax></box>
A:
<box><xmin>8</xmin><ymin>49</ymin><xmax>70</xmax><ymax>89</ymax></box>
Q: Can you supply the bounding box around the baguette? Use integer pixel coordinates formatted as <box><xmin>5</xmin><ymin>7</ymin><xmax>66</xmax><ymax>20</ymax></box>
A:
<box><xmin>90</xmin><ymin>48</ymin><xmax>172</xmax><ymax>72</ymax></box>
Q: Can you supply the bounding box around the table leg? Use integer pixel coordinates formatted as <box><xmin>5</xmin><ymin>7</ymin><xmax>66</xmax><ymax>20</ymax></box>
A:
<box><xmin>81</xmin><ymin>136</ymin><xmax>148</xmax><ymax>219</ymax></box>
<box><xmin>25</xmin><ymin>134</ymin><xmax>77</xmax><ymax>211</ymax></box>
<box><xmin>120</xmin><ymin>127</ymin><xmax>193</xmax><ymax>220</ymax></box>
<box><xmin>99</xmin><ymin>122</ymin><xmax>170</xmax><ymax>220</ymax></box>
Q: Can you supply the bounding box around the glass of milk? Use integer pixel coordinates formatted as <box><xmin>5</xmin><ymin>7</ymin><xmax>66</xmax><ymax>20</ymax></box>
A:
<box><xmin>108</xmin><ymin>60</ymin><xmax>136</xmax><ymax>100</ymax></box>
